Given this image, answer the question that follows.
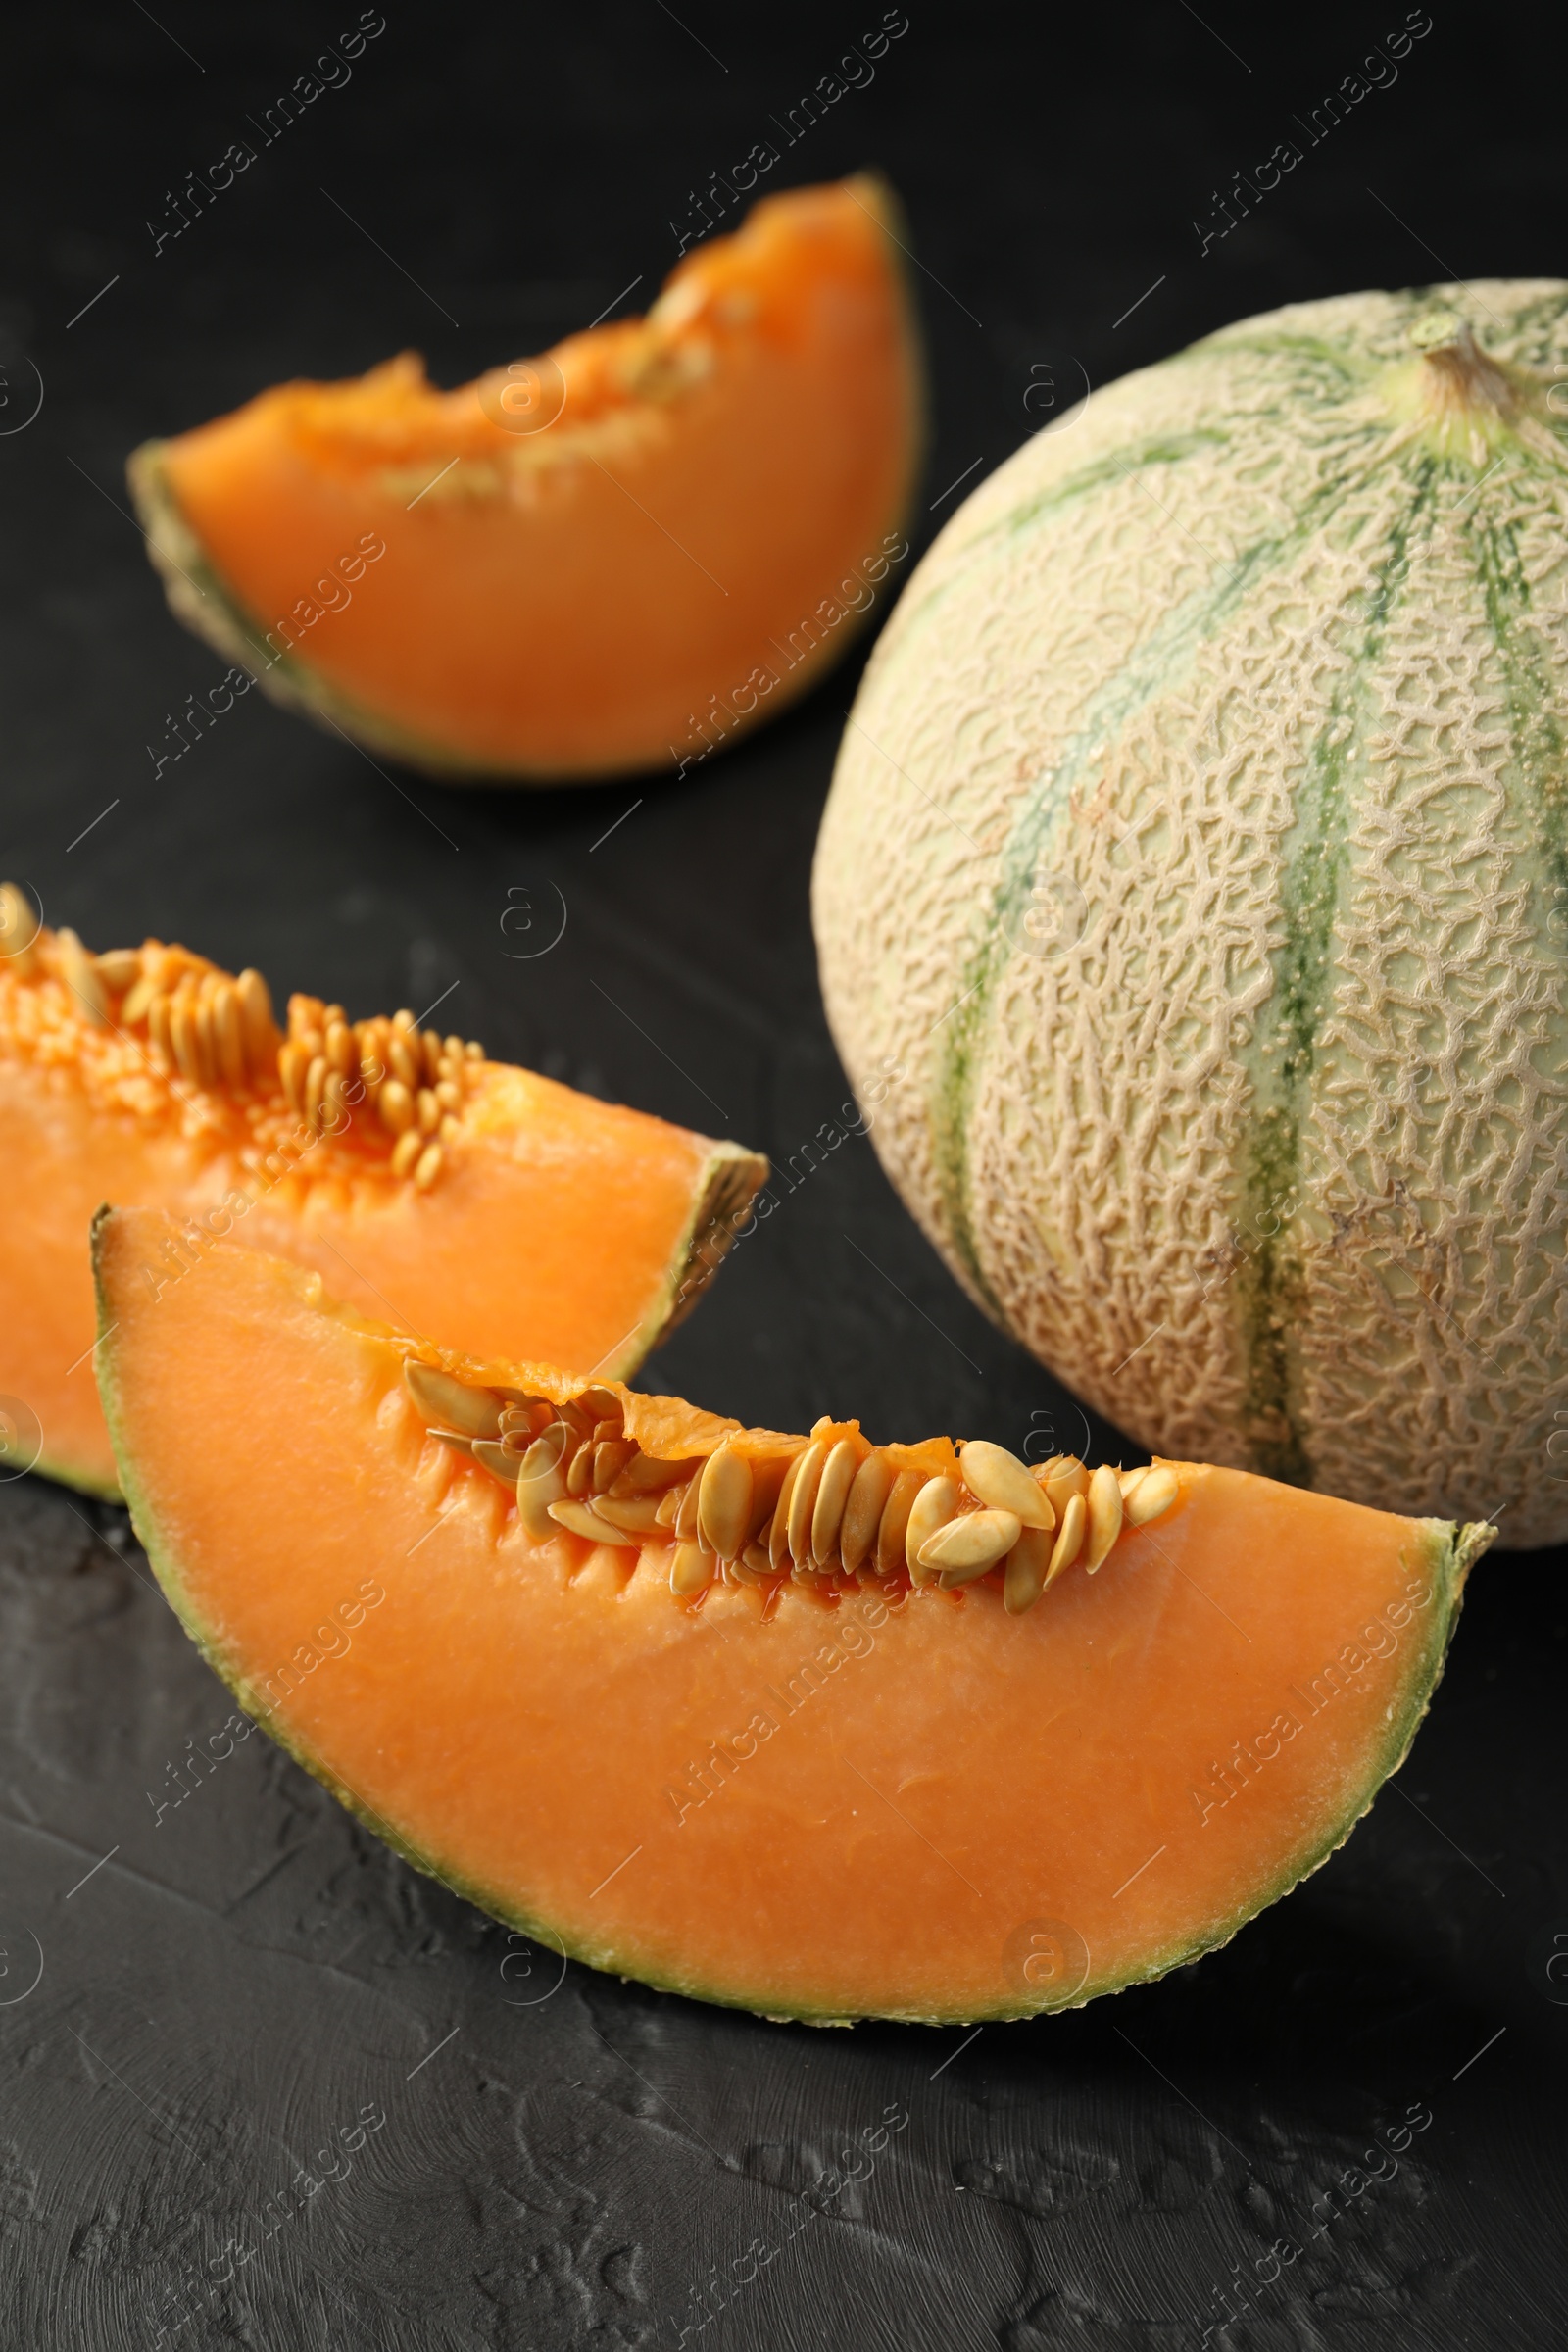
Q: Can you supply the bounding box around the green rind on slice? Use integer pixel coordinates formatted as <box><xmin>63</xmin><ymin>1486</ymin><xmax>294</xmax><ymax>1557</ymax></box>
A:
<box><xmin>615</xmin><ymin>1142</ymin><xmax>770</xmax><ymax>1374</ymax></box>
<box><xmin>31</xmin><ymin>1444</ymin><xmax>121</xmax><ymax>1504</ymax></box>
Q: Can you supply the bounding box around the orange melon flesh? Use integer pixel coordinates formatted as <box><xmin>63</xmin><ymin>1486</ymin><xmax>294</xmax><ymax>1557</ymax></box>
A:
<box><xmin>94</xmin><ymin>1208</ymin><xmax>1487</xmax><ymax>2025</ymax></box>
<box><xmin>1</xmin><ymin>916</ymin><xmax>763</xmax><ymax>1498</ymax></box>
<box><xmin>126</xmin><ymin>175</ymin><xmax>923</xmax><ymax>781</ymax></box>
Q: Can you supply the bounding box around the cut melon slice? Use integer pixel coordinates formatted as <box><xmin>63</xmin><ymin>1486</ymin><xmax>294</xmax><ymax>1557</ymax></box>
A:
<box><xmin>127</xmin><ymin>174</ymin><xmax>924</xmax><ymax>781</ymax></box>
<box><xmin>94</xmin><ymin>1207</ymin><xmax>1489</xmax><ymax>2026</ymax></box>
<box><xmin>1</xmin><ymin>900</ymin><xmax>763</xmax><ymax>1497</ymax></box>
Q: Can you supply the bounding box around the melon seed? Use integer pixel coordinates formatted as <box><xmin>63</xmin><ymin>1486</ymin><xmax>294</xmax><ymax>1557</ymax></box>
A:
<box><xmin>670</xmin><ymin>1542</ymin><xmax>716</xmax><ymax>1595</ymax></box>
<box><xmin>905</xmin><ymin>1476</ymin><xmax>959</xmax><ymax>1586</ymax></box>
<box><xmin>216</xmin><ymin>983</ymin><xmax>248</xmax><ymax>1089</ymax></box>
<box><xmin>611</xmin><ymin>1452</ymin><xmax>697</xmax><ymax>1498</ymax></box>
<box><xmin>732</xmin><ymin>1452</ymin><xmax>784</xmax><ymax>1546</ymax></box>
<box><xmin>674</xmin><ymin>1473</ymin><xmax>704</xmax><ymax>1544</ymax></box>
<box><xmin>768</xmin><ymin>1449</ymin><xmax>808</xmax><ymax>1574</ymax></box>
<box><xmin>471</xmin><ymin>1438</ymin><xmax>525</xmax><ymax>1491</ymax></box>
<box><xmin>958</xmin><ymin>1440</ymin><xmax>1054</xmax><ymax>1531</ymax></box>
<box><xmin>1084</xmin><ymin>1464</ymin><xmax>1124</xmax><ymax>1574</ymax></box>
<box><xmin>236</xmin><ymin>968</ymin><xmax>275</xmax><ymax>1069</ymax></box>
<box><xmin>786</xmin><ymin>1440</ymin><xmax>828</xmax><ymax>1567</ymax></box>
<box><xmin>840</xmin><ymin>1451</ymin><xmax>896</xmax><ymax>1573</ymax></box>
<box><xmin>591</xmin><ymin>1492</ymin><xmax>668</xmax><ymax>1535</ymax></box>
<box><xmin>697</xmin><ymin>1445</ymin><xmax>752</xmax><ymax>1561</ymax></box>
<box><xmin>405</xmin><ymin>1361</ymin><xmax>504</xmax><ymax>1439</ymax></box>
<box><xmin>574</xmin><ymin>1387</ymin><xmax>624</xmax><ymax>1430</ymax></box>
<box><xmin>95</xmin><ymin>947</ymin><xmax>143</xmax><ymax>995</ymax></box>
<box><xmin>0</xmin><ymin>883</ymin><xmax>39</xmax><ymax>978</ymax></box>
<box><xmin>923</xmin><ymin>1507</ymin><xmax>1022</xmax><ymax>1580</ymax></box>
<box><xmin>119</xmin><ymin>973</ymin><xmax>158</xmax><ymax>1026</ymax></box>
<box><xmin>550</xmin><ymin>1497</ymin><xmax>639</xmax><ymax>1546</ymax></box>
<box><xmin>875</xmin><ymin>1469</ymin><xmax>923</xmax><ymax>1579</ymax></box>
<box><xmin>379</xmin><ymin>1079</ymin><xmax>415</xmax><ymax>1135</ymax></box>
<box><xmin>810</xmin><ymin>1439</ymin><xmax>860</xmax><ymax>1565</ymax></box>
<box><xmin>1042</xmin><ymin>1453</ymin><xmax>1090</xmax><ymax>1508</ymax></box>
<box><xmin>55</xmin><ymin>928</ymin><xmax>108</xmax><ymax>1027</ymax></box>
<box><xmin>1003</xmin><ymin>1524</ymin><xmax>1053</xmax><ymax>1614</ymax></box>
<box><xmin>516</xmin><ymin>1434</ymin><xmax>569</xmax><ymax>1541</ymax></box>
<box><xmin>1046</xmin><ymin>1492</ymin><xmax>1087</xmax><ymax>1588</ymax></box>
<box><xmin>1124</xmin><ymin>1465</ymin><xmax>1180</xmax><ymax>1527</ymax></box>
<box><xmin>594</xmin><ymin>1439</ymin><xmax>638</xmax><ymax>1494</ymax></box>
<box><xmin>655</xmin><ymin>1483</ymin><xmax>687</xmax><ymax>1531</ymax></box>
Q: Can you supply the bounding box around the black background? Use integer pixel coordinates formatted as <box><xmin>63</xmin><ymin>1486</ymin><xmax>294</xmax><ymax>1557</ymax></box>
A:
<box><xmin>1</xmin><ymin>3</ymin><xmax>1566</xmax><ymax>2345</ymax></box>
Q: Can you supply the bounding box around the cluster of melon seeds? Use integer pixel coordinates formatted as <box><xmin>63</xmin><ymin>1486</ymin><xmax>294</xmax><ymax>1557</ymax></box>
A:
<box><xmin>278</xmin><ymin>994</ymin><xmax>483</xmax><ymax>1189</ymax></box>
<box><xmin>404</xmin><ymin>1361</ymin><xmax>1180</xmax><ymax>1614</ymax></box>
<box><xmin>0</xmin><ymin>888</ymin><xmax>483</xmax><ymax>1193</ymax></box>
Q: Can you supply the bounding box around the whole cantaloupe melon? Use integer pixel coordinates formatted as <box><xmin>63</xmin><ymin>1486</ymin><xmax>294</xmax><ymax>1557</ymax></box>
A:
<box><xmin>814</xmin><ymin>283</ymin><xmax>1568</xmax><ymax>1550</ymax></box>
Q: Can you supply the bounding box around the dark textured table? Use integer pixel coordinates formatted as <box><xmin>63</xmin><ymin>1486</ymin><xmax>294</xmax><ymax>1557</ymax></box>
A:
<box><xmin>2</xmin><ymin>5</ymin><xmax>1565</xmax><ymax>2344</ymax></box>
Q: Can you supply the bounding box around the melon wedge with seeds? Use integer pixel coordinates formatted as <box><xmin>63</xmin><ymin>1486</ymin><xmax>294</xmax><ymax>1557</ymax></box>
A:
<box><xmin>127</xmin><ymin>174</ymin><xmax>923</xmax><ymax>782</ymax></box>
<box><xmin>0</xmin><ymin>902</ymin><xmax>763</xmax><ymax>1498</ymax></box>
<box><xmin>93</xmin><ymin>1207</ymin><xmax>1489</xmax><ymax>2027</ymax></box>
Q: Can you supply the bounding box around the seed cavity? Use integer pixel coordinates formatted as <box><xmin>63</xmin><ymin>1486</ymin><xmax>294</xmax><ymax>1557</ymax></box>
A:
<box><xmin>395</xmin><ymin>1367</ymin><xmax>1181</xmax><ymax>1617</ymax></box>
<box><xmin>0</xmin><ymin>903</ymin><xmax>485</xmax><ymax>1189</ymax></box>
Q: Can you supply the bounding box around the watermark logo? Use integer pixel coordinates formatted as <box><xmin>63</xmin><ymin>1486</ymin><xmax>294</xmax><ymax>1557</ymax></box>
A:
<box><xmin>499</xmin><ymin>883</ymin><xmax>568</xmax><ymax>960</ymax></box>
<box><xmin>0</xmin><ymin>1396</ymin><xmax>42</xmax><ymax>1481</ymax></box>
<box><xmin>1527</xmin><ymin>1922</ymin><xmax>1568</xmax><ymax>2003</ymax></box>
<box><xmin>1001</xmin><ymin>1916</ymin><xmax>1089</xmax><ymax>2006</ymax></box>
<box><xmin>477</xmin><ymin>356</ymin><xmax>566</xmax><ymax>436</ymax></box>
<box><xmin>499</xmin><ymin>1927</ymin><xmax>569</xmax><ymax>2007</ymax></box>
<box><xmin>1547</xmin><ymin>1410</ymin><xmax>1568</xmax><ymax>1485</ymax></box>
<box><xmin>0</xmin><ymin>881</ymin><xmax>42</xmax><ymax>960</ymax></box>
<box><xmin>1022</xmin><ymin>1401</ymin><xmax>1092</xmax><ymax>1465</ymax></box>
<box><xmin>0</xmin><ymin>1925</ymin><xmax>43</xmax><ymax>2007</ymax></box>
<box><xmin>1021</xmin><ymin>355</ymin><xmax>1092</xmax><ymax>436</ymax></box>
<box><xmin>1006</xmin><ymin>858</ymin><xmax>1089</xmax><ymax>960</ymax></box>
<box><xmin>0</xmin><ymin>341</ymin><xmax>44</xmax><ymax>437</ymax></box>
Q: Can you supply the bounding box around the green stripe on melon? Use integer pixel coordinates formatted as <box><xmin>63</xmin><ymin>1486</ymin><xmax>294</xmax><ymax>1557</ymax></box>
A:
<box><xmin>816</xmin><ymin>282</ymin><xmax>1568</xmax><ymax>1547</ymax></box>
